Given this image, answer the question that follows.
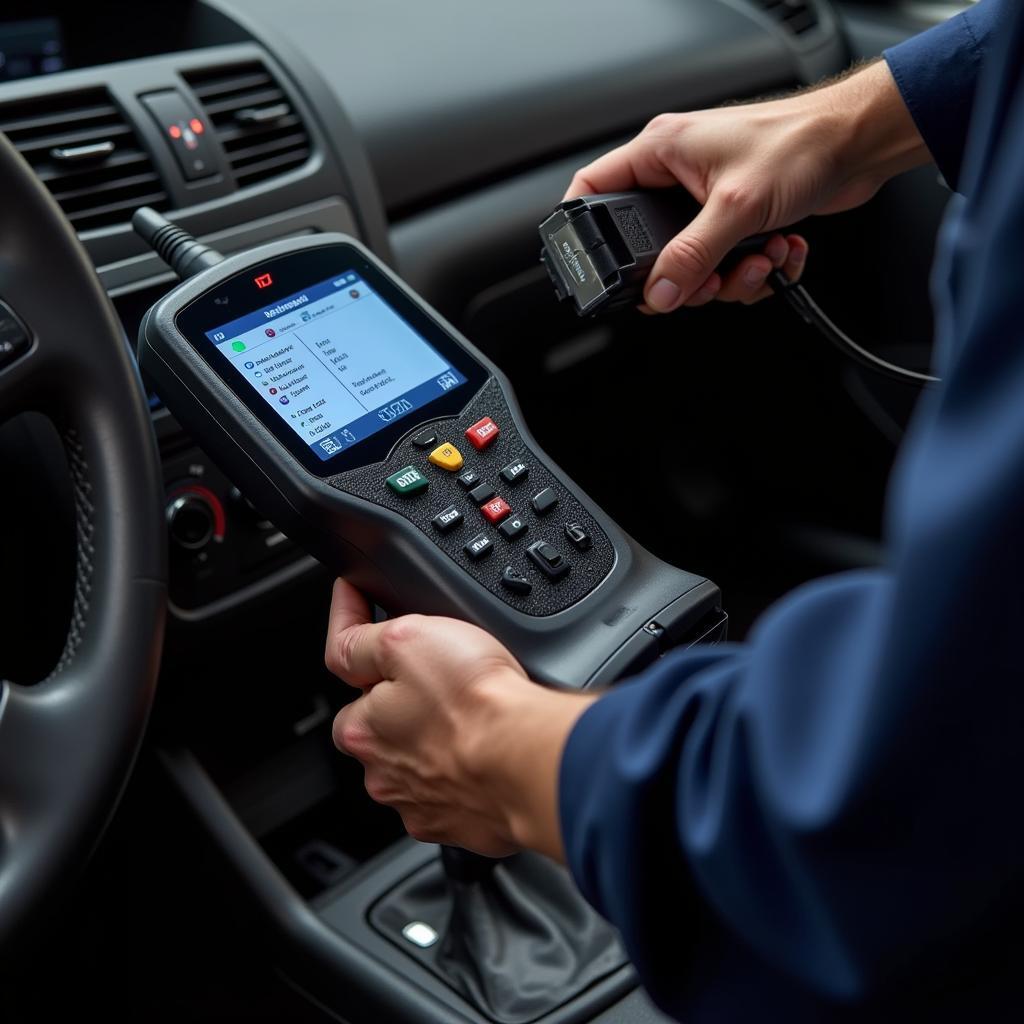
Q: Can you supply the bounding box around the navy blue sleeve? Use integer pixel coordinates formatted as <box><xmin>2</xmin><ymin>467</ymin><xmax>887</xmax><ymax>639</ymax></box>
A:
<box><xmin>884</xmin><ymin>0</ymin><xmax>1005</xmax><ymax>191</ymax></box>
<box><xmin>560</xmin><ymin>5</ymin><xmax>1024</xmax><ymax>1012</ymax></box>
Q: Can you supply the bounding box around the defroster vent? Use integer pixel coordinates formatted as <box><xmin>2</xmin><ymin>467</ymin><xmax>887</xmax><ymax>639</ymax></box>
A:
<box><xmin>183</xmin><ymin>62</ymin><xmax>312</xmax><ymax>190</ymax></box>
<box><xmin>0</xmin><ymin>88</ymin><xmax>168</xmax><ymax>232</ymax></box>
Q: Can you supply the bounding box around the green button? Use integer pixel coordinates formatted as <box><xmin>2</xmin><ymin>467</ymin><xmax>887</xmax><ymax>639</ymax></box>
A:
<box><xmin>386</xmin><ymin>465</ymin><xmax>429</xmax><ymax>496</ymax></box>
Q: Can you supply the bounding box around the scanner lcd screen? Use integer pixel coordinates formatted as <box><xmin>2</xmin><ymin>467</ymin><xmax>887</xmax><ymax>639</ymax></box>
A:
<box><xmin>205</xmin><ymin>272</ymin><xmax>468</xmax><ymax>463</ymax></box>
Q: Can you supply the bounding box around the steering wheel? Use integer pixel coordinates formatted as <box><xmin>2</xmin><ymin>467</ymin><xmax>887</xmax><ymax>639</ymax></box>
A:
<box><xmin>0</xmin><ymin>133</ymin><xmax>166</xmax><ymax>946</ymax></box>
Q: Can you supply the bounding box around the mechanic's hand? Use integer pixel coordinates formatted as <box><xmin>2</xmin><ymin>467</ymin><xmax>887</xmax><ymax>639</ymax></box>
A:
<box><xmin>564</xmin><ymin>60</ymin><xmax>927</xmax><ymax>312</ymax></box>
<box><xmin>326</xmin><ymin>579</ymin><xmax>596</xmax><ymax>859</ymax></box>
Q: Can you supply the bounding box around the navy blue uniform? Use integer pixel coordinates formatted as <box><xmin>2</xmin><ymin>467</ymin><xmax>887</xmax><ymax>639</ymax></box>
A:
<box><xmin>559</xmin><ymin>1</ymin><xmax>1024</xmax><ymax>1017</ymax></box>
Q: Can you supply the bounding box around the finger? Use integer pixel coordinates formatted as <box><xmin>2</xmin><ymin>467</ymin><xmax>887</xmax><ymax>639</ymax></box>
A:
<box><xmin>325</xmin><ymin>579</ymin><xmax>385</xmax><ymax>687</ymax></box>
<box><xmin>332</xmin><ymin>700</ymin><xmax>374</xmax><ymax>759</ymax></box>
<box><xmin>782</xmin><ymin>234</ymin><xmax>809</xmax><ymax>283</ymax></box>
<box><xmin>716</xmin><ymin>255</ymin><xmax>773</xmax><ymax>303</ymax></box>
<box><xmin>764</xmin><ymin>233</ymin><xmax>790</xmax><ymax>269</ymax></box>
<box><xmin>563</xmin><ymin>140</ymin><xmax>678</xmax><ymax>200</ymax></box>
<box><xmin>744</xmin><ymin>235</ymin><xmax>811</xmax><ymax>305</ymax></box>
<box><xmin>682</xmin><ymin>273</ymin><xmax>722</xmax><ymax>308</ymax></box>
<box><xmin>328</xmin><ymin>577</ymin><xmax>373</xmax><ymax>633</ymax></box>
<box><xmin>643</xmin><ymin>192</ymin><xmax>759</xmax><ymax>313</ymax></box>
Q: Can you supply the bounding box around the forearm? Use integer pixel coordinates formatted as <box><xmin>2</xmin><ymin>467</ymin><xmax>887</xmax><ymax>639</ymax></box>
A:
<box><xmin>819</xmin><ymin>59</ymin><xmax>931</xmax><ymax>203</ymax></box>
<box><xmin>462</xmin><ymin>673</ymin><xmax>597</xmax><ymax>862</ymax></box>
<box><xmin>764</xmin><ymin>58</ymin><xmax>930</xmax><ymax>216</ymax></box>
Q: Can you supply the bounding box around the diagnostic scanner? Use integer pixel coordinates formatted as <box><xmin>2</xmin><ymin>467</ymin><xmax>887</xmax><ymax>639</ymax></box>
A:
<box><xmin>134</xmin><ymin>212</ymin><xmax>725</xmax><ymax>688</ymax></box>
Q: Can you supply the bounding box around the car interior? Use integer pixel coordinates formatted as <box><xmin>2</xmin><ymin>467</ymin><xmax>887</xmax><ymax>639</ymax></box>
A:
<box><xmin>0</xmin><ymin>1</ymin><xmax>964</xmax><ymax>1020</ymax></box>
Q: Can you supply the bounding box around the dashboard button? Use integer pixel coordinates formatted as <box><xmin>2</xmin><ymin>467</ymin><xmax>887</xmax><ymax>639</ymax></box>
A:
<box><xmin>458</xmin><ymin>470</ymin><xmax>482</xmax><ymax>490</ymax></box>
<box><xmin>386</xmin><ymin>465</ymin><xmax>429</xmax><ymax>496</ymax></box>
<box><xmin>166</xmin><ymin>494</ymin><xmax>215</xmax><ymax>550</ymax></box>
<box><xmin>500</xmin><ymin>459</ymin><xmax>529</xmax><ymax>485</ymax></box>
<box><xmin>468</xmin><ymin>481</ymin><xmax>496</xmax><ymax>504</ymax></box>
<box><xmin>531</xmin><ymin>488</ymin><xmax>558</xmax><ymax>515</ymax></box>
<box><xmin>432</xmin><ymin>505</ymin><xmax>464</xmax><ymax>532</ymax></box>
<box><xmin>141</xmin><ymin>89</ymin><xmax>219</xmax><ymax>181</ymax></box>
<box><xmin>527</xmin><ymin>540</ymin><xmax>570</xmax><ymax>580</ymax></box>
<box><xmin>500</xmin><ymin>566</ymin><xmax>532</xmax><ymax>595</ymax></box>
<box><xmin>466</xmin><ymin>416</ymin><xmax>500</xmax><ymax>450</ymax></box>
<box><xmin>642</xmin><ymin>621</ymin><xmax>666</xmax><ymax>640</ymax></box>
<box><xmin>564</xmin><ymin>522</ymin><xmax>593</xmax><ymax>551</ymax></box>
<box><xmin>464</xmin><ymin>532</ymin><xmax>494</xmax><ymax>560</ymax></box>
<box><xmin>499</xmin><ymin>516</ymin><xmax>528</xmax><ymax>540</ymax></box>
<box><xmin>412</xmin><ymin>429</ymin><xmax>438</xmax><ymax>449</ymax></box>
<box><xmin>428</xmin><ymin>442</ymin><xmax>464</xmax><ymax>471</ymax></box>
<box><xmin>481</xmin><ymin>496</ymin><xmax>511</xmax><ymax>524</ymax></box>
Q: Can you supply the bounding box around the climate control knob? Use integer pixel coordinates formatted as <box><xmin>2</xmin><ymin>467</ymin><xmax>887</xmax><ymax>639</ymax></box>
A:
<box><xmin>166</xmin><ymin>494</ymin><xmax>216</xmax><ymax>550</ymax></box>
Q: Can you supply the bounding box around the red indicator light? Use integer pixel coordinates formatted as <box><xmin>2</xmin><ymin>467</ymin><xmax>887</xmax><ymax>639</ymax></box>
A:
<box><xmin>168</xmin><ymin>124</ymin><xmax>182</xmax><ymax>139</ymax></box>
<box><xmin>189</xmin><ymin>118</ymin><xmax>204</xmax><ymax>135</ymax></box>
<box><xmin>254</xmin><ymin>273</ymin><xmax>273</xmax><ymax>289</ymax></box>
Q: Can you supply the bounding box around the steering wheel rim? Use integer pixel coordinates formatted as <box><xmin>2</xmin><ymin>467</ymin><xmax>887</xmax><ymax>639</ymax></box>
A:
<box><xmin>0</xmin><ymin>133</ymin><xmax>166</xmax><ymax>947</ymax></box>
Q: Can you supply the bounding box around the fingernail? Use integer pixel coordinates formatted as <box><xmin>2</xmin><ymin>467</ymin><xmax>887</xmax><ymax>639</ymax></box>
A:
<box><xmin>647</xmin><ymin>278</ymin><xmax>681</xmax><ymax>312</ymax></box>
<box><xmin>791</xmin><ymin>246</ymin><xmax>806</xmax><ymax>266</ymax></box>
<box><xmin>744</xmin><ymin>265</ymin><xmax>768</xmax><ymax>287</ymax></box>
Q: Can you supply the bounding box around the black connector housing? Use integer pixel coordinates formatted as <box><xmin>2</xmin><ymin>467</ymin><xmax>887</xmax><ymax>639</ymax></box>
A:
<box><xmin>540</xmin><ymin>189</ymin><xmax>775</xmax><ymax>316</ymax></box>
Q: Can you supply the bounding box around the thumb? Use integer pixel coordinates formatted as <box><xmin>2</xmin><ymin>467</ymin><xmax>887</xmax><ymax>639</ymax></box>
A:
<box><xmin>643</xmin><ymin>191</ymin><xmax>758</xmax><ymax>313</ymax></box>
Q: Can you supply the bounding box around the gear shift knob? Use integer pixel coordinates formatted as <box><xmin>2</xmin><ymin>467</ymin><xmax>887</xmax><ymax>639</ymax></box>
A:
<box><xmin>373</xmin><ymin>848</ymin><xmax>627</xmax><ymax>1022</ymax></box>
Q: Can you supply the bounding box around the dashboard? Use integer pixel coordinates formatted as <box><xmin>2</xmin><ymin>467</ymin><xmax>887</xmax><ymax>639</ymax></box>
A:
<box><xmin>0</xmin><ymin>0</ymin><xmax>848</xmax><ymax>620</ymax></box>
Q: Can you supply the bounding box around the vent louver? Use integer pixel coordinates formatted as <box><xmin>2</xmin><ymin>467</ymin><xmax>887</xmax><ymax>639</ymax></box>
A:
<box><xmin>183</xmin><ymin>62</ymin><xmax>311</xmax><ymax>190</ymax></box>
<box><xmin>0</xmin><ymin>88</ymin><xmax>168</xmax><ymax>232</ymax></box>
<box><xmin>753</xmin><ymin>0</ymin><xmax>820</xmax><ymax>37</ymax></box>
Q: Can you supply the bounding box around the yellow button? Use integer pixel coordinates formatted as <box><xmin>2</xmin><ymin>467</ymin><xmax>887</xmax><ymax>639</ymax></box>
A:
<box><xmin>428</xmin><ymin>442</ymin><xmax>464</xmax><ymax>472</ymax></box>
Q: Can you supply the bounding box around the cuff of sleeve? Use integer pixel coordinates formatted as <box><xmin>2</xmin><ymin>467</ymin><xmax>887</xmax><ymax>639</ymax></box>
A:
<box><xmin>557</xmin><ymin>646</ymin><xmax>739</xmax><ymax>914</ymax></box>
<box><xmin>557</xmin><ymin>687</ymin><xmax>619</xmax><ymax>913</ymax></box>
<box><xmin>884</xmin><ymin>10</ymin><xmax>987</xmax><ymax>191</ymax></box>
<box><xmin>556</xmin><ymin>646</ymin><xmax>743</xmax><ymax>1012</ymax></box>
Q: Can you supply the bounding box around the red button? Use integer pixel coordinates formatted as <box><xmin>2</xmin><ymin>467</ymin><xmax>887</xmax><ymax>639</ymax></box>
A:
<box><xmin>466</xmin><ymin>416</ymin><xmax>500</xmax><ymax>450</ymax></box>
<box><xmin>481</xmin><ymin>496</ymin><xmax>511</xmax><ymax>524</ymax></box>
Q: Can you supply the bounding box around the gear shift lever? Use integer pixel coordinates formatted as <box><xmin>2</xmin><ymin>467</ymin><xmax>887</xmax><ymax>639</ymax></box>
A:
<box><xmin>371</xmin><ymin>845</ymin><xmax>627</xmax><ymax>1023</ymax></box>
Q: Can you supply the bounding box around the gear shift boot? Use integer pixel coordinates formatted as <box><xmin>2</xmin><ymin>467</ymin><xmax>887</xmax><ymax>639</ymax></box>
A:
<box><xmin>370</xmin><ymin>850</ymin><xmax>628</xmax><ymax>1023</ymax></box>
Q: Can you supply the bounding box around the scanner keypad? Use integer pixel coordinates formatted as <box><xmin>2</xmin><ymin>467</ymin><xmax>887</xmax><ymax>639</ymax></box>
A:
<box><xmin>331</xmin><ymin>378</ymin><xmax>613</xmax><ymax>617</ymax></box>
<box><xmin>384</xmin><ymin>418</ymin><xmax>580</xmax><ymax>604</ymax></box>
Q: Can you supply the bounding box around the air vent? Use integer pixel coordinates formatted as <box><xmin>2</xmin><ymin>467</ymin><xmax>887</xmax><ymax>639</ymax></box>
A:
<box><xmin>183</xmin><ymin>62</ymin><xmax>311</xmax><ymax>189</ymax></box>
<box><xmin>753</xmin><ymin>0</ymin><xmax>819</xmax><ymax>37</ymax></box>
<box><xmin>0</xmin><ymin>89</ymin><xmax>168</xmax><ymax>232</ymax></box>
